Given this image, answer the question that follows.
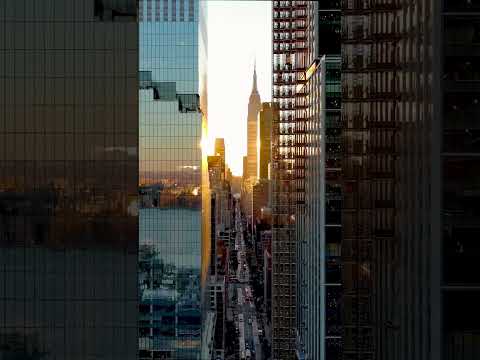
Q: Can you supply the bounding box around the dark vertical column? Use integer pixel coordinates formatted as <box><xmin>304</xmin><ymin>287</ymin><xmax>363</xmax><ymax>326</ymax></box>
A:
<box><xmin>0</xmin><ymin>1</ymin><xmax>138</xmax><ymax>359</ymax></box>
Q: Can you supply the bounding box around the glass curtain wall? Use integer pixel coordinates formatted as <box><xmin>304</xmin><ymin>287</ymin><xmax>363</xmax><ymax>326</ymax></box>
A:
<box><xmin>138</xmin><ymin>0</ymin><xmax>208</xmax><ymax>359</ymax></box>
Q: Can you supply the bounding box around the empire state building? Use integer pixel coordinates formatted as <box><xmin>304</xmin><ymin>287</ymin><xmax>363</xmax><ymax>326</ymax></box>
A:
<box><xmin>246</xmin><ymin>65</ymin><xmax>262</xmax><ymax>180</ymax></box>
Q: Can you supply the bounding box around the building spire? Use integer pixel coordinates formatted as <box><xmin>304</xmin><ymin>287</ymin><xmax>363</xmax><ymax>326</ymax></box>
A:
<box><xmin>252</xmin><ymin>59</ymin><xmax>258</xmax><ymax>95</ymax></box>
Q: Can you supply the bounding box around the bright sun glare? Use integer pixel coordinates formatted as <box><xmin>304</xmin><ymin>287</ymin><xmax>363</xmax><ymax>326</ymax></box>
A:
<box><xmin>207</xmin><ymin>1</ymin><xmax>272</xmax><ymax>176</ymax></box>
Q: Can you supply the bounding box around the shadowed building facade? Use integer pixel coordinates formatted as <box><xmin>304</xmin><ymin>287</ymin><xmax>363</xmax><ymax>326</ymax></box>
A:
<box><xmin>342</xmin><ymin>0</ymin><xmax>480</xmax><ymax>359</ymax></box>
<box><xmin>295</xmin><ymin>1</ymin><xmax>342</xmax><ymax>359</ymax></box>
<box><xmin>342</xmin><ymin>0</ymin><xmax>432</xmax><ymax>357</ymax></box>
<box><xmin>257</xmin><ymin>102</ymin><xmax>278</xmax><ymax>180</ymax></box>
<box><xmin>0</xmin><ymin>1</ymin><xmax>138</xmax><ymax>359</ymax></box>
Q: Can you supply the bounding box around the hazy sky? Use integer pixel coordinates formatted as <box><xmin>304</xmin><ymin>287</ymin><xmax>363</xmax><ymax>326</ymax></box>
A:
<box><xmin>207</xmin><ymin>0</ymin><xmax>272</xmax><ymax>176</ymax></box>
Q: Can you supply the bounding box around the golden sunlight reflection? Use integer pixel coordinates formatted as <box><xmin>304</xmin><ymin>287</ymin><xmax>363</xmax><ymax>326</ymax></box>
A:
<box><xmin>208</xmin><ymin>1</ymin><xmax>271</xmax><ymax>176</ymax></box>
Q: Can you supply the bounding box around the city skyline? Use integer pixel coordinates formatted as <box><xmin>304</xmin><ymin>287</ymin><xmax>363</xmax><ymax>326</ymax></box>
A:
<box><xmin>0</xmin><ymin>1</ymin><xmax>476</xmax><ymax>360</ymax></box>
<box><xmin>207</xmin><ymin>0</ymin><xmax>272</xmax><ymax>176</ymax></box>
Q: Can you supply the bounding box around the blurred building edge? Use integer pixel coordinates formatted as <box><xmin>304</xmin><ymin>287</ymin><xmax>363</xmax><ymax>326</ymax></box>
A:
<box><xmin>201</xmin><ymin>311</ymin><xmax>216</xmax><ymax>360</ymax></box>
<box><xmin>0</xmin><ymin>1</ymin><xmax>138</xmax><ymax>359</ymax></box>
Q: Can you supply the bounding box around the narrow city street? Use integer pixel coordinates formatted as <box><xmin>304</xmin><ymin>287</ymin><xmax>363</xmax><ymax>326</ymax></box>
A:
<box><xmin>229</xmin><ymin>202</ymin><xmax>263</xmax><ymax>360</ymax></box>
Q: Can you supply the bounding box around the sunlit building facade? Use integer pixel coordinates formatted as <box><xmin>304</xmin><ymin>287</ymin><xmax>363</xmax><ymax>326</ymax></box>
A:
<box><xmin>243</xmin><ymin>156</ymin><xmax>249</xmax><ymax>181</ymax></box>
<box><xmin>0</xmin><ymin>1</ymin><xmax>138</xmax><ymax>359</ymax></box>
<box><xmin>247</xmin><ymin>67</ymin><xmax>263</xmax><ymax>181</ymax></box>
<box><xmin>214</xmin><ymin>138</ymin><xmax>226</xmax><ymax>177</ymax></box>
<box><xmin>271</xmin><ymin>1</ymin><xmax>311</xmax><ymax>358</ymax></box>
<box><xmin>138</xmin><ymin>0</ymin><xmax>208</xmax><ymax>358</ymax></box>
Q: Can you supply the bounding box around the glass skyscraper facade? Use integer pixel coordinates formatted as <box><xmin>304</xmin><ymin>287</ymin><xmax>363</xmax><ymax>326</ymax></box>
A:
<box><xmin>342</xmin><ymin>0</ymin><xmax>480</xmax><ymax>359</ymax></box>
<box><xmin>138</xmin><ymin>0</ymin><xmax>208</xmax><ymax>359</ymax></box>
<box><xmin>273</xmin><ymin>1</ymin><xmax>341</xmax><ymax>359</ymax></box>
<box><xmin>441</xmin><ymin>2</ymin><xmax>480</xmax><ymax>358</ymax></box>
<box><xmin>0</xmin><ymin>1</ymin><xmax>138</xmax><ymax>359</ymax></box>
<box><xmin>296</xmin><ymin>1</ymin><xmax>341</xmax><ymax>359</ymax></box>
<box><xmin>297</xmin><ymin>56</ymin><xmax>342</xmax><ymax>360</ymax></box>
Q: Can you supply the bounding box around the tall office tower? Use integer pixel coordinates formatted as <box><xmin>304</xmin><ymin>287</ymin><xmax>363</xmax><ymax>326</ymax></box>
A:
<box><xmin>263</xmin><ymin>232</ymin><xmax>273</xmax><ymax>322</ymax></box>
<box><xmin>208</xmin><ymin>155</ymin><xmax>225</xmax><ymax>188</ymax></box>
<box><xmin>214</xmin><ymin>138</ymin><xmax>226</xmax><ymax>168</ymax></box>
<box><xmin>252</xmin><ymin>179</ymin><xmax>270</xmax><ymax>226</ymax></box>
<box><xmin>207</xmin><ymin>154</ymin><xmax>231</xmax><ymax>359</ymax></box>
<box><xmin>258</xmin><ymin>103</ymin><xmax>278</xmax><ymax>180</ymax></box>
<box><xmin>243</xmin><ymin>156</ymin><xmax>249</xmax><ymax>180</ymax></box>
<box><xmin>226</xmin><ymin>167</ymin><xmax>233</xmax><ymax>183</ymax></box>
<box><xmin>441</xmin><ymin>4</ymin><xmax>480</xmax><ymax>357</ymax></box>
<box><xmin>241</xmin><ymin>155</ymin><xmax>252</xmax><ymax>219</ymax></box>
<box><xmin>295</xmin><ymin>1</ymin><xmax>342</xmax><ymax>359</ymax></box>
<box><xmin>247</xmin><ymin>65</ymin><xmax>262</xmax><ymax>181</ymax></box>
<box><xmin>208</xmin><ymin>155</ymin><xmax>231</xmax><ymax>235</ymax></box>
<box><xmin>0</xmin><ymin>1</ymin><xmax>138</xmax><ymax>359</ymax></box>
<box><xmin>208</xmin><ymin>155</ymin><xmax>222</xmax><ymax>278</ymax></box>
<box><xmin>271</xmin><ymin>1</ymin><xmax>310</xmax><ymax>358</ymax></box>
<box><xmin>341</xmin><ymin>0</ymin><xmax>424</xmax><ymax>358</ymax></box>
<box><xmin>138</xmin><ymin>0</ymin><xmax>208</xmax><ymax>358</ymax></box>
<box><xmin>342</xmin><ymin>1</ymin><xmax>480</xmax><ymax>359</ymax></box>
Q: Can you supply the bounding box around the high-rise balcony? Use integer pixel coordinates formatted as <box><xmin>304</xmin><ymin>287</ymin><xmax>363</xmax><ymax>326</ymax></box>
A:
<box><xmin>273</xmin><ymin>1</ymin><xmax>292</xmax><ymax>9</ymax></box>
<box><xmin>293</xmin><ymin>1</ymin><xmax>308</xmax><ymax>9</ymax></box>
<box><xmin>274</xmin><ymin>76</ymin><xmax>296</xmax><ymax>85</ymax></box>
<box><xmin>293</xmin><ymin>41</ymin><xmax>308</xmax><ymax>50</ymax></box>
<box><xmin>273</xmin><ymin>90</ymin><xmax>294</xmax><ymax>98</ymax></box>
<box><xmin>279</xmin><ymin>103</ymin><xmax>294</xmax><ymax>110</ymax></box>
<box><xmin>275</xmin><ymin>63</ymin><xmax>294</xmax><ymax>71</ymax></box>
<box><xmin>294</xmin><ymin>31</ymin><xmax>307</xmax><ymax>40</ymax></box>
<box><xmin>293</xmin><ymin>21</ymin><xmax>307</xmax><ymax>30</ymax></box>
